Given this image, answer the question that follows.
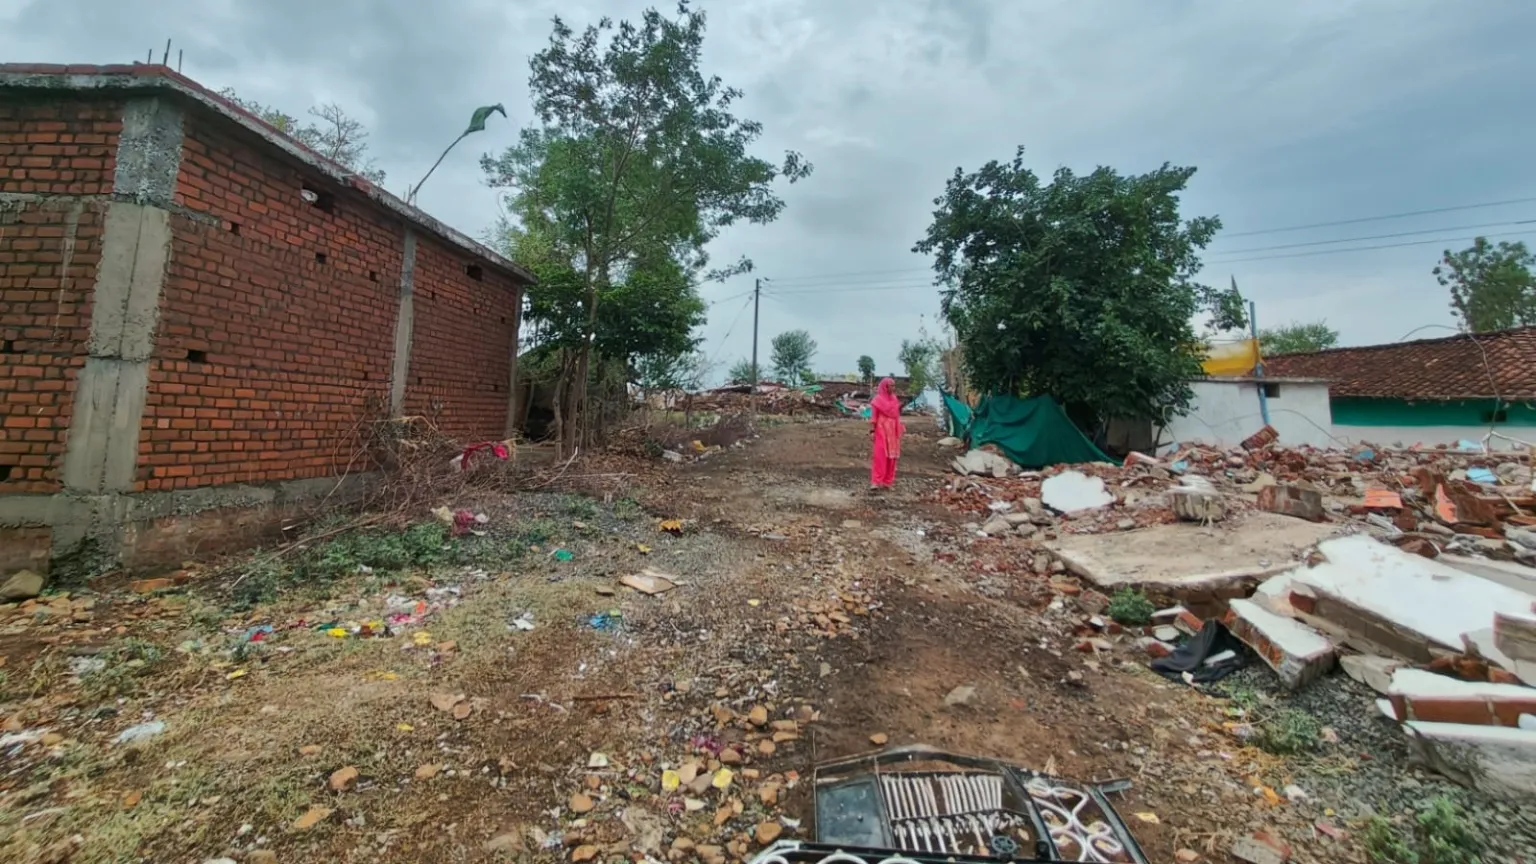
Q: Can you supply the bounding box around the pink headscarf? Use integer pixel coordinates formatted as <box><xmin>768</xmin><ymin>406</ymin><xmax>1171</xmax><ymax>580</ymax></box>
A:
<box><xmin>870</xmin><ymin>377</ymin><xmax>901</xmax><ymax>419</ymax></box>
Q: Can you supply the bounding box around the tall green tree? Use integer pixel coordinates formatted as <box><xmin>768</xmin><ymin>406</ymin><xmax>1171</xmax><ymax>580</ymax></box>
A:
<box><xmin>219</xmin><ymin>89</ymin><xmax>386</xmax><ymax>184</ymax></box>
<box><xmin>913</xmin><ymin>148</ymin><xmax>1239</xmax><ymax>425</ymax></box>
<box><xmin>856</xmin><ymin>355</ymin><xmax>876</xmax><ymax>385</ymax></box>
<box><xmin>483</xmin><ymin>2</ymin><xmax>811</xmax><ymax>452</ymax></box>
<box><xmin>1257</xmin><ymin>320</ymin><xmax>1338</xmax><ymax>356</ymax></box>
<box><xmin>770</xmin><ymin>330</ymin><xmax>817</xmax><ymax>383</ymax></box>
<box><xmin>1433</xmin><ymin>237</ymin><xmax>1536</xmax><ymax>332</ymax></box>
<box><xmin>727</xmin><ymin>359</ymin><xmax>759</xmax><ymax>385</ymax></box>
<box><xmin>897</xmin><ymin>338</ymin><xmax>939</xmax><ymax>394</ymax></box>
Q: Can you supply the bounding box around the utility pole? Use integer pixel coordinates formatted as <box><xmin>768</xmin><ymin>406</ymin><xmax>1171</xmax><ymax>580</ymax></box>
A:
<box><xmin>750</xmin><ymin>278</ymin><xmax>761</xmax><ymax>391</ymax></box>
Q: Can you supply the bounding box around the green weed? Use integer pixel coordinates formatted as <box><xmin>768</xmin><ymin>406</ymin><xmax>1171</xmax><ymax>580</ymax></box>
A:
<box><xmin>612</xmin><ymin>497</ymin><xmax>645</xmax><ymax>521</ymax></box>
<box><xmin>1365</xmin><ymin>796</ymin><xmax>1482</xmax><ymax>864</ymax></box>
<box><xmin>1256</xmin><ymin>708</ymin><xmax>1321</xmax><ymax>755</ymax></box>
<box><xmin>512</xmin><ymin>518</ymin><xmax>561</xmax><ymax>546</ymax></box>
<box><xmin>79</xmin><ymin>638</ymin><xmax>167</xmax><ymax>701</ymax></box>
<box><xmin>230</xmin><ymin>521</ymin><xmax>453</xmax><ymax>608</ymax></box>
<box><xmin>1106</xmin><ymin>588</ymin><xmax>1155</xmax><ymax>626</ymax></box>
<box><xmin>559</xmin><ymin>494</ymin><xmax>601</xmax><ymax>521</ymax></box>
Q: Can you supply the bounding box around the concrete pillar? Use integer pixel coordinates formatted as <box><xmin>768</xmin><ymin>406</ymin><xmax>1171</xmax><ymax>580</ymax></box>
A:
<box><xmin>54</xmin><ymin>97</ymin><xmax>182</xmax><ymax>549</ymax></box>
<box><xmin>388</xmin><ymin>228</ymin><xmax>417</xmax><ymax>416</ymax></box>
<box><xmin>504</xmin><ymin>295</ymin><xmax>521</xmax><ymax>437</ymax></box>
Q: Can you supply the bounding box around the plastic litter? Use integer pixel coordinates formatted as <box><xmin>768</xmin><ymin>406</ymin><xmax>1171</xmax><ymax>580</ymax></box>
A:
<box><xmin>1467</xmin><ymin>467</ymin><xmax>1499</xmax><ymax>485</ymax></box>
<box><xmin>115</xmin><ymin>721</ymin><xmax>167</xmax><ymax>745</ymax></box>
<box><xmin>587</xmin><ymin>611</ymin><xmax>621</xmax><ymax>632</ymax></box>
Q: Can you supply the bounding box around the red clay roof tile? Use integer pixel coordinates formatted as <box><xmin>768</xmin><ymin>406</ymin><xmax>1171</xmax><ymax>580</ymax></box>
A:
<box><xmin>1264</xmin><ymin>326</ymin><xmax>1536</xmax><ymax>401</ymax></box>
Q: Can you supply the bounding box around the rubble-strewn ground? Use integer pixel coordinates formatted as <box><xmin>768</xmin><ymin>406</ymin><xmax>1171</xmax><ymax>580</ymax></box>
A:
<box><xmin>2</xmin><ymin>420</ymin><xmax>1532</xmax><ymax>863</ymax></box>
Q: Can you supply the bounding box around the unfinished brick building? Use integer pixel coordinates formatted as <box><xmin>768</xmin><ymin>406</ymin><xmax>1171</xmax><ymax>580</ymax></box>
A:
<box><xmin>0</xmin><ymin>64</ymin><xmax>533</xmax><ymax>573</ymax></box>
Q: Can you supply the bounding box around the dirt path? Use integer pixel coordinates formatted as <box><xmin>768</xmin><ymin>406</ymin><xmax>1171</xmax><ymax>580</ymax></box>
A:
<box><xmin>0</xmin><ymin>419</ymin><xmax>1378</xmax><ymax>863</ymax></box>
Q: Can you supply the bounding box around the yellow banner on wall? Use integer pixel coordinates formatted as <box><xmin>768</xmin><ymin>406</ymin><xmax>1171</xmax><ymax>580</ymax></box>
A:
<box><xmin>1201</xmin><ymin>338</ymin><xmax>1260</xmax><ymax>376</ymax></box>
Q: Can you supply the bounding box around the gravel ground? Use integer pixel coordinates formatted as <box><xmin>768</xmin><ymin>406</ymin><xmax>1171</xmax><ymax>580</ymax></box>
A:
<box><xmin>1218</xmin><ymin>663</ymin><xmax>1536</xmax><ymax>862</ymax></box>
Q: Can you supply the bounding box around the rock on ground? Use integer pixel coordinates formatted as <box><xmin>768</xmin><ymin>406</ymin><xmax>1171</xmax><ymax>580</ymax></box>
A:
<box><xmin>0</xmin><ymin>569</ymin><xmax>45</xmax><ymax>601</ymax></box>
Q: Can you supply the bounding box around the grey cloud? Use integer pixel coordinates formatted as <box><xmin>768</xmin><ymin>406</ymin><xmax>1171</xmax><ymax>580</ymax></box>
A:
<box><xmin>4</xmin><ymin>0</ymin><xmax>1536</xmax><ymax>377</ymax></box>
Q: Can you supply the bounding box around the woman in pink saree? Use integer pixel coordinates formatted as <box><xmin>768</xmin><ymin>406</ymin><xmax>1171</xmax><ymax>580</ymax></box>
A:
<box><xmin>869</xmin><ymin>377</ymin><xmax>905</xmax><ymax>489</ymax></box>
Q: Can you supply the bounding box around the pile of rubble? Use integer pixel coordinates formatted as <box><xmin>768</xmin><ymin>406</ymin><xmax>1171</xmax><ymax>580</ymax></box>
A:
<box><xmin>1224</xmin><ymin>534</ymin><xmax>1535</xmax><ymax>800</ymax></box>
<box><xmin>936</xmin><ymin>430</ymin><xmax>1536</xmax><ymax>559</ymax></box>
<box><xmin>936</xmin><ymin>429</ymin><xmax>1536</xmax><ymax>802</ymax></box>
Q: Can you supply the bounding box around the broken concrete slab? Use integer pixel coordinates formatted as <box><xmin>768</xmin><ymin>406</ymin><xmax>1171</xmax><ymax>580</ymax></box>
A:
<box><xmin>1339</xmin><ymin>654</ymin><xmax>1406</xmax><ymax>695</ymax></box>
<box><xmin>1251</xmin><ymin>572</ymin><xmax>1299</xmax><ymax>617</ymax></box>
<box><xmin>1388</xmin><ymin>668</ymin><xmax>1536</xmax><ymax>727</ymax></box>
<box><xmin>1040</xmin><ymin>471</ymin><xmax>1112</xmax><ymax>515</ymax></box>
<box><xmin>1439</xmin><ymin>554</ymin><xmax>1536</xmax><ymax>598</ymax></box>
<box><xmin>979</xmin><ymin>515</ymin><xmax>1012</xmax><ymax>536</ymax></box>
<box><xmin>1403</xmin><ymin>721</ymin><xmax>1536</xmax><ymax>800</ymax></box>
<box><xmin>1291</xmin><ymin>535</ymin><xmax>1536</xmax><ymax>661</ymax></box>
<box><xmin>1463</xmin><ymin>627</ymin><xmax>1536</xmax><ymax>688</ymax></box>
<box><xmin>951</xmin><ymin>449</ymin><xmax>1015</xmax><ymax>478</ymax></box>
<box><xmin>1496</xmin><ymin>612</ymin><xmax>1536</xmax><ymax>664</ymax></box>
<box><xmin>1046</xmin><ymin>511</ymin><xmax>1340</xmax><ymax>591</ymax></box>
<box><xmin>1223</xmin><ymin>598</ymin><xmax>1336</xmax><ymax>690</ymax></box>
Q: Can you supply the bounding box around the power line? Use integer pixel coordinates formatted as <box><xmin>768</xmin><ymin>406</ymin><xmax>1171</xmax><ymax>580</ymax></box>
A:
<box><xmin>707</xmin><ymin>289</ymin><xmax>753</xmax><ymax>306</ymax></box>
<box><xmin>1208</xmin><ymin>218</ymin><xmax>1536</xmax><ymax>258</ymax></box>
<box><xmin>765</xmin><ymin>266</ymin><xmax>932</xmax><ymax>284</ymax></box>
<box><xmin>1217</xmin><ymin>196</ymin><xmax>1536</xmax><ymax>238</ymax></box>
<box><xmin>750</xmin><ymin>197</ymin><xmax>1536</xmax><ymax>287</ymax></box>
<box><xmin>1212</xmin><ymin>228</ymin><xmax>1536</xmax><ymax>264</ymax></box>
<box><xmin>706</xmin><ymin>294</ymin><xmax>756</xmax><ymax>364</ymax></box>
<box><xmin>764</xmin><ymin>281</ymin><xmax>940</xmax><ymax>296</ymax></box>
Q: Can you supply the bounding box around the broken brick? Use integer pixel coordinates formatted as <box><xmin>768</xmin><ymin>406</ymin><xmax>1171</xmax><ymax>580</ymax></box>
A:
<box><xmin>1076</xmin><ymin>590</ymin><xmax>1111</xmax><ymax>616</ymax></box>
<box><xmin>1256</xmin><ymin>483</ymin><xmax>1325</xmax><ymax>522</ymax></box>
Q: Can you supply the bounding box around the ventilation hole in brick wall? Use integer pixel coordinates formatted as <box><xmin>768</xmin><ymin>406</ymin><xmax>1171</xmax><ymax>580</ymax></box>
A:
<box><xmin>0</xmin><ymin>340</ymin><xmax>15</xmax><ymax>354</ymax></box>
<box><xmin>187</xmin><ymin>349</ymin><xmax>208</xmax><ymax>364</ymax></box>
<box><xmin>300</xmin><ymin>182</ymin><xmax>335</xmax><ymax>213</ymax></box>
<box><xmin>499</xmin><ymin>316</ymin><xmax>507</xmax><ymax>324</ymax></box>
<box><xmin>228</xmin><ymin>220</ymin><xmax>241</xmax><ymax>235</ymax></box>
<box><xmin>0</xmin><ymin>465</ymin><xmax>13</xmax><ymax>482</ymax></box>
<box><xmin>369</xmin><ymin>270</ymin><xmax>379</xmax><ymax>282</ymax></box>
<box><xmin>465</xmin><ymin>263</ymin><xmax>484</xmax><ymax>281</ymax></box>
<box><xmin>416</xmin><ymin>376</ymin><xmax>424</xmax><ymax>385</ymax></box>
<box><xmin>315</xmin><ymin>251</ymin><xmax>328</xmax><ymax>265</ymax></box>
<box><xmin>492</xmin><ymin>383</ymin><xmax>502</xmax><ymax>392</ymax></box>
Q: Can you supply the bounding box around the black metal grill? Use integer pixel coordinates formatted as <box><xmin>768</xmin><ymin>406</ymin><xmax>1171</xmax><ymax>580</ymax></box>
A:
<box><xmin>754</xmin><ymin>746</ymin><xmax>1149</xmax><ymax>864</ymax></box>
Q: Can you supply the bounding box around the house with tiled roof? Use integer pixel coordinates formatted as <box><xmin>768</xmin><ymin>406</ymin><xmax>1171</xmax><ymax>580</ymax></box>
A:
<box><xmin>1264</xmin><ymin>326</ymin><xmax>1536</xmax><ymax>449</ymax></box>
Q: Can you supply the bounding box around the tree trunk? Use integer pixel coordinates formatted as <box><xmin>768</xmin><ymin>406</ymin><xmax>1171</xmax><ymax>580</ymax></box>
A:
<box><xmin>564</xmin><ymin>266</ymin><xmax>603</xmax><ymax>455</ymax></box>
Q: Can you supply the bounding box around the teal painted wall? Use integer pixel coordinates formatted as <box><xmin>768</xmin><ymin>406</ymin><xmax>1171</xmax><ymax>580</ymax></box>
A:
<box><xmin>1331</xmin><ymin>397</ymin><xmax>1536</xmax><ymax>427</ymax></box>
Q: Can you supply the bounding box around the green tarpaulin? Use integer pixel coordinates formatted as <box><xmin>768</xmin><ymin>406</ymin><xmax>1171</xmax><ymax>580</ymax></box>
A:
<box><xmin>940</xmin><ymin>391</ymin><xmax>972</xmax><ymax>438</ymax></box>
<box><xmin>944</xmin><ymin>392</ymin><xmax>1112</xmax><ymax>469</ymax></box>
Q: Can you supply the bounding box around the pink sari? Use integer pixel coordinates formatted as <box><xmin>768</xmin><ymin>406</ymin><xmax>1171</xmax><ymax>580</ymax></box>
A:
<box><xmin>869</xmin><ymin>378</ymin><xmax>904</xmax><ymax>487</ymax></box>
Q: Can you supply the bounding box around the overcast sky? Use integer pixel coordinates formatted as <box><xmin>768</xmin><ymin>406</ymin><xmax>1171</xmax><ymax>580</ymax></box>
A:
<box><xmin>6</xmin><ymin>0</ymin><xmax>1535</xmax><ymax>380</ymax></box>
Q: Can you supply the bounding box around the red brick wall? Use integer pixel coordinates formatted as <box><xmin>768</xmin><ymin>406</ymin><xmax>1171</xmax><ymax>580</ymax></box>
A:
<box><xmin>0</xmin><ymin>92</ymin><xmax>521</xmax><ymax>496</ymax></box>
<box><xmin>0</xmin><ymin>96</ymin><xmax>118</xmax><ymax>492</ymax></box>
<box><xmin>138</xmin><ymin>106</ymin><xmax>518</xmax><ymax>491</ymax></box>
<box><xmin>140</xmin><ymin>111</ymin><xmax>402</xmax><ymax>490</ymax></box>
<box><xmin>403</xmin><ymin>239</ymin><xmax>518</xmax><ymax>442</ymax></box>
